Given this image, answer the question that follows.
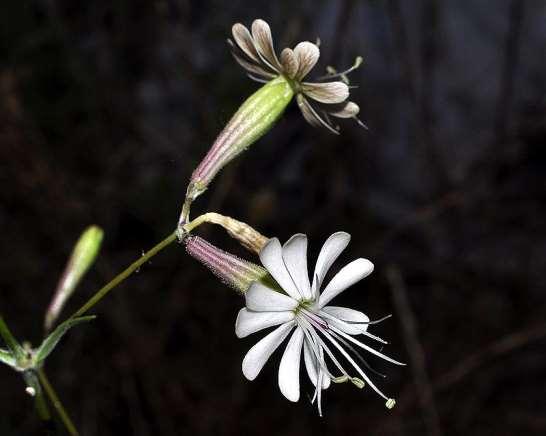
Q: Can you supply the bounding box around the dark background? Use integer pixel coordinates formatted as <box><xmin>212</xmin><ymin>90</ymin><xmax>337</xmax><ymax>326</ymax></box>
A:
<box><xmin>1</xmin><ymin>0</ymin><xmax>545</xmax><ymax>435</ymax></box>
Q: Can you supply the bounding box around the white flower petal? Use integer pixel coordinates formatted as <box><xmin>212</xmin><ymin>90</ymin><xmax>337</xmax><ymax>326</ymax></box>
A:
<box><xmin>294</xmin><ymin>41</ymin><xmax>320</xmax><ymax>80</ymax></box>
<box><xmin>328</xmin><ymin>101</ymin><xmax>360</xmax><ymax>118</ymax></box>
<box><xmin>245</xmin><ymin>282</ymin><xmax>298</xmax><ymax>312</ymax></box>
<box><xmin>278</xmin><ymin>327</ymin><xmax>304</xmax><ymax>402</ymax></box>
<box><xmin>242</xmin><ymin>321</ymin><xmax>295</xmax><ymax>381</ymax></box>
<box><xmin>251</xmin><ymin>19</ymin><xmax>282</xmax><ymax>71</ymax></box>
<box><xmin>280</xmin><ymin>48</ymin><xmax>299</xmax><ymax>79</ymax></box>
<box><xmin>319</xmin><ymin>258</ymin><xmax>374</xmax><ymax>308</ymax></box>
<box><xmin>260</xmin><ymin>238</ymin><xmax>302</xmax><ymax>300</ymax></box>
<box><xmin>322</xmin><ymin>306</ymin><xmax>370</xmax><ymax>334</ymax></box>
<box><xmin>301</xmin><ymin>81</ymin><xmax>349</xmax><ymax>104</ymax></box>
<box><xmin>296</xmin><ymin>94</ymin><xmax>340</xmax><ymax>134</ymax></box>
<box><xmin>229</xmin><ymin>44</ymin><xmax>277</xmax><ymax>80</ymax></box>
<box><xmin>303</xmin><ymin>340</ymin><xmax>330</xmax><ymax>389</ymax></box>
<box><xmin>312</xmin><ymin>232</ymin><xmax>351</xmax><ymax>296</ymax></box>
<box><xmin>282</xmin><ymin>234</ymin><xmax>312</xmax><ymax>300</ymax></box>
<box><xmin>232</xmin><ymin>23</ymin><xmax>261</xmax><ymax>63</ymax></box>
<box><xmin>322</xmin><ymin>306</ymin><xmax>369</xmax><ymax>325</ymax></box>
<box><xmin>235</xmin><ymin>308</ymin><xmax>295</xmax><ymax>338</ymax></box>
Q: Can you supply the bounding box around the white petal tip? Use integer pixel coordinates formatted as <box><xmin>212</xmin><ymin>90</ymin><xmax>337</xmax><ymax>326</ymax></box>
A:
<box><xmin>281</xmin><ymin>388</ymin><xmax>300</xmax><ymax>403</ymax></box>
<box><xmin>242</xmin><ymin>365</ymin><xmax>258</xmax><ymax>381</ymax></box>
<box><xmin>353</xmin><ymin>258</ymin><xmax>374</xmax><ymax>277</ymax></box>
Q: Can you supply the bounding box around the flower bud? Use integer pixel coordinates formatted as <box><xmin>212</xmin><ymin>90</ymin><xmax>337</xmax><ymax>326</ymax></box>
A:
<box><xmin>182</xmin><ymin>76</ymin><xmax>293</xmax><ymax>221</ymax></box>
<box><xmin>185</xmin><ymin>235</ymin><xmax>270</xmax><ymax>294</ymax></box>
<box><xmin>45</xmin><ymin>226</ymin><xmax>103</xmax><ymax>331</ymax></box>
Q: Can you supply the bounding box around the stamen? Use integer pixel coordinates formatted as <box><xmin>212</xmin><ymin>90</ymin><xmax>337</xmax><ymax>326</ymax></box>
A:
<box><xmin>351</xmin><ymin>377</ymin><xmax>365</xmax><ymax>389</ymax></box>
<box><xmin>300</xmin><ymin>317</ymin><xmax>350</xmax><ymax>380</ymax></box>
<box><xmin>297</xmin><ymin>317</ymin><xmax>338</xmax><ymax>380</ymax></box>
<box><xmin>328</xmin><ymin>329</ymin><xmax>387</xmax><ymax>378</ymax></box>
<box><xmin>354</xmin><ymin>117</ymin><xmax>369</xmax><ymax>130</ymax></box>
<box><xmin>318</xmin><ymin>310</ymin><xmax>388</xmax><ymax>344</ymax></box>
<box><xmin>328</xmin><ymin>324</ymin><xmax>405</xmax><ymax>366</ymax></box>
<box><xmin>317</xmin><ymin>56</ymin><xmax>364</xmax><ymax>82</ymax></box>
<box><xmin>345</xmin><ymin>314</ymin><xmax>393</xmax><ymax>325</ymax></box>
<box><xmin>317</xmin><ymin>326</ymin><xmax>391</xmax><ymax>401</ymax></box>
<box><xmin>300</xmin><ymin>307</ymin><xmax>329</xmax><ymax>329</ymax></box>
<box><xmin>386</xmin><ymin>398</ymin><xmax>396</xmax><ymax>409</ymax></box>
<box><xmin>317</xmin><ymin>370</ymin><xmax>324</xmax><ymax>417</ymax></box>
<box><xmin>332</xmin><ymin>375</ymin><xmax>350</xmax><ymax>384</ymax></box>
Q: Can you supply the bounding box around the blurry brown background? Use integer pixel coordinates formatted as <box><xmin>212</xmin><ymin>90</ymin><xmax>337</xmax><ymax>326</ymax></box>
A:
<box><xmin>1</xmin><ymin>0</ymin><xmax>545</xmax><ymax>435</ymax></box>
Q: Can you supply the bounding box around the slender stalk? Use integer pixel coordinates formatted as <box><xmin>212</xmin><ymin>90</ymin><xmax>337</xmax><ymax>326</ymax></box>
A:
<box><xmin>38</xmin><ymin>369</ymin><xmax>79</xmax><ymax>436</ymax></box>
<box><xmin>70</xmin><ymin>231</ymin><xmax>178</xmax><ymax>319</ymax></box>
<box><xmin>182</xmin><ymin>213</ymin><xmax>211</xmax><ymax>233</ymax></box>
<box><xmin>0</xmin><ymin>316</ymin><xmax>24</xmax><ymax>360</ymax></box>
<box><xmin>34</xmin><ymin>387</ymin><xmax>52</xmax><ymax>421</ymax></box>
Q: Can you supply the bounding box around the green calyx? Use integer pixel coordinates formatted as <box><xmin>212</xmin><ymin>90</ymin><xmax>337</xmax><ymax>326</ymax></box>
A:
<box><xmin>183</xmin><ymin>75</ymin><xmax>294</xmax><ymax>222</ymax></box>
<box><xmin>229</xmin><ymin>75</ymin><xmax>294</xmax><ymax>152</ymax></box>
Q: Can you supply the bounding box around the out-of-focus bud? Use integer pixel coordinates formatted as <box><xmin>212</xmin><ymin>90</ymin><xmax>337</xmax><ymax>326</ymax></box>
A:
<box><xmin>44</xmin><ymin>226</ymin><xmax>103</xmax><ymax>331</ymax></box>
<box><xmin>180</xmin><ymin>76</ymin><xmax>293</xmax><ymax>224</ymax></box>
<box><xmin>185</xmin><ymin>235</ymin><xmax>272</xmax><ymax>294</ymax></box>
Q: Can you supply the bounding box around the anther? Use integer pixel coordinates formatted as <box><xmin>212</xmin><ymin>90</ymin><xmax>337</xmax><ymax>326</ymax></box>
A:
<box><xmin>351</xmin><ymin>377</ymin><xmax>365</xmax><ymax>389</ymax></box>
<box><xmin>332</xmin><ymin>375</ymin><xmax>349</xmax><ymax>384</ymax></box>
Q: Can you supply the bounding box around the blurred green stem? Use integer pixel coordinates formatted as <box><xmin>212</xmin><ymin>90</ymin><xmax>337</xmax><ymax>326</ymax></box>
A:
<box><xmin>70</xmin><ymin>231</ymin><xmax>178</xmax><ymax>318</ymax></box>
<box><xmin>34</xmin><ymin>386</ymin><xmax>52</xmax><ymax>422</ymax></box>
<box><xmin>38</xmin><ymin>369</ymin><xmax>78</xmax><ymax>436</ymax></box>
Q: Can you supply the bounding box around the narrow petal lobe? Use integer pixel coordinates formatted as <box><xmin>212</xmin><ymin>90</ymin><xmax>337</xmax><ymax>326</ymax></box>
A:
<box><xmin>236</xmin><ymin>308</ymin><xmax>295</xmax><ymax>338</ymax></box>
<box><xmin>301</xmin><ymin>82</ymin><xmax>350</xmax><ymax>104</ymax></box>
<box><xmin>260</xmin><ymin>238</ymin><xmax>302</xmax><ymax>300</ymax></box>
<box><xmin>245</xmin><ymin>282</ymin><xmax>298</xmax><ymax>312</ymax></box>
<box><xmin>280</xmin><ymin>48</ymin><xmax>299</xmax><ymax>79</ymax></box>
<box><xmin>294</xmin><ymin>41</ymin><xmax>320</xmax><ymax>80</ymax></box>
<box><xmin>282</xmin><ymin>234</ymin><xmax>312</xmax><ymax>300</ymax></box>
<box><xmin>251</xmin><ymin>19</ymin><xmax>282</xmax><ymax>71</ymax></box>
<box><xmin>312</xmin><ymin>232</ymin><xmax>351</xmax><ymax>295</ymax></box>
<box><xmin>242</xmin><ymin>322</ymin><xmax>295</xmax><ymax>380</ymax></box>
<box><xmin>232</xmin><ymin>23</ymin><xmax>261</xmax><ymax>63</ymax></box>
<box><xmin>328</xmin><ymin>101</ymin><xmax>360</xmax><ymax>118</ymax></box>
<box><xmin>319</xmin><ymin>258</ymin><xmax>374</xmax><ymax>307</ymax></box>
<box><xmin>278</xmin><ymin>327</ymin><xmax>304</xmax><ymax>402</ymax></box>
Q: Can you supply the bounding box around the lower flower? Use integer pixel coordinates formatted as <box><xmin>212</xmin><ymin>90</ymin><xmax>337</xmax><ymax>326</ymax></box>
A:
<box><xmin>235</xmin><ymin>232</ymin><xmax>404</xmax><ymax>415</ymax></box>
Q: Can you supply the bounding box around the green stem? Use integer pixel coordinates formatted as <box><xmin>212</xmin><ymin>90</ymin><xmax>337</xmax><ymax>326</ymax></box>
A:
<box><xmin>34</xmin><ymin>387</ymin><xmax>52</xmax><ymax>421</ymax></box>
<box><xmin>0</xmin><ymin>316</ymin><xmax>24</xmax><ymax>360</ymax></box>
<box><xmin>70</xmin><ymin>231</ymin><xmax>178</xmax><ymax>319</ymax></box>
<box><xmin>38</xmin><ymin>369</ymin><xmax>78</xmax><ymax>436</ymax></box>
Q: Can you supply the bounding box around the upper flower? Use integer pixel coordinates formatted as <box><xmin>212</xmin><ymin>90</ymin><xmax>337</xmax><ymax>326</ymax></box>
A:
<box><xmin>228</xmin><ymin>19</ymin><xmax>365</xmax><ymax>134</ymax></box>
<box><xmin>235</xmin><ymin>232</ymin><xmax>403</xmax><ymax>415</ymax></box>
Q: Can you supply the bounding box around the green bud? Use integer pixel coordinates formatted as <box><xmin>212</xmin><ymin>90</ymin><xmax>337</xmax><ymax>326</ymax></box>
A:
<box><xmin>45</xmin><ymin>226</ymin><xmax>103</xmax><ymax>331</ymax></box>
<box><xmin>181</xmin><ymin>76</ymin><xmax>293</xmax><ymax>223</ymax></box>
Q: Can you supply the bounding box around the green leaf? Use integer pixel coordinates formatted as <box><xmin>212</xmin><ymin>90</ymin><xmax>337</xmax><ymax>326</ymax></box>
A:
<box><xmin>0</xmin><ymin>316</ymin><xmax>25</xmax><ymax>361</ymax></box>
<box><xmin>45</xmin><ymin>226</ymin><xmax>104</xmax><ymax>331</ymax></box>
<box><xmin>35</xmin><ymin>316</ymin><xmax>95</xmax><ymax>365</ymax></box>
<box><xmin>0</xmin><ymin>348</ymin><xmax>16</xmax><ymax>368</ymax></box>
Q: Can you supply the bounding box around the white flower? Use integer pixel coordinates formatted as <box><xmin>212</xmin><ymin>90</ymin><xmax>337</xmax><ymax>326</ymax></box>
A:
<box><xmin>228</xmin><ymin>19</ymin><xmax>366</xmax><ymax>134</ymax></box>
<box><xmin>235</xmin><ymin>232</ymin><xmax>403</xmax><ymax>415</ymax></box>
